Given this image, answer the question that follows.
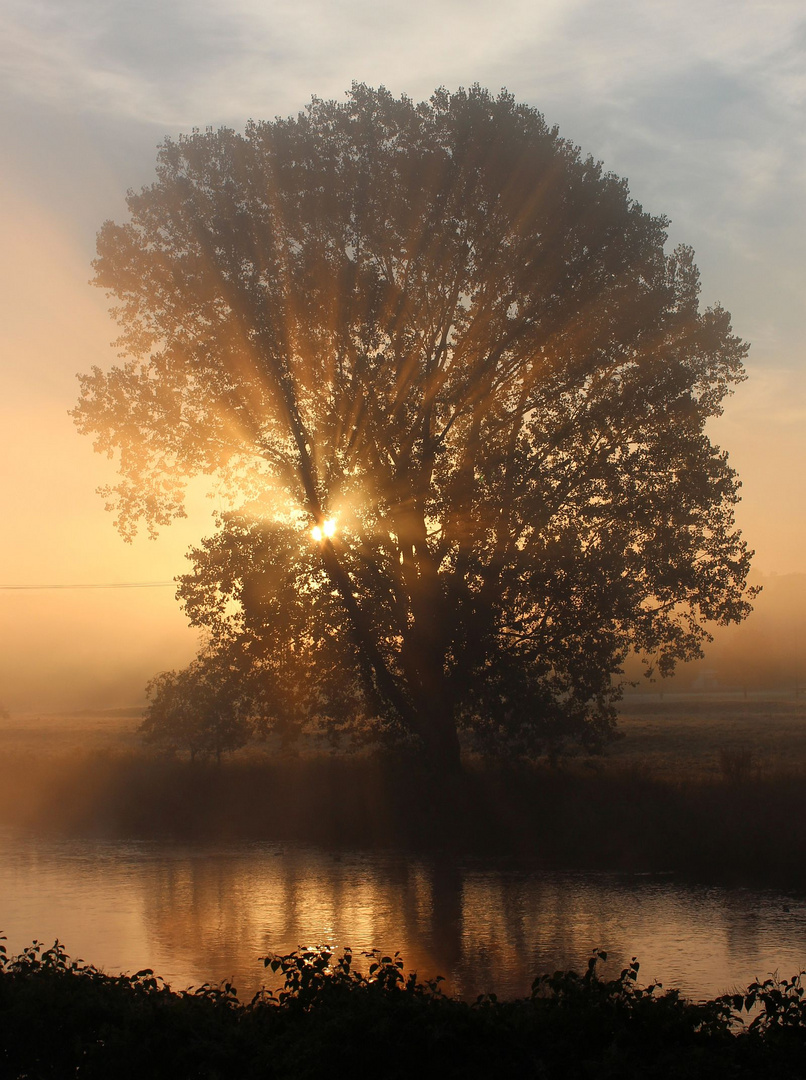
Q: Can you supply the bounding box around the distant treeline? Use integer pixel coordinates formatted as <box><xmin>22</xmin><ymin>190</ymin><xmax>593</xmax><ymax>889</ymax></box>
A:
<box><xmin>1</xmin><ymin>939</ymin><xmax>804</xmax><ymax>1078</ymax></box>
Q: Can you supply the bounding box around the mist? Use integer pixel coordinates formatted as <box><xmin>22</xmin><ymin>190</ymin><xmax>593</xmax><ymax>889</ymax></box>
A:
<box><xmin>627</xmin><ymin>571</ymin><xmax>806</xmax><ymax>698</ymax></box>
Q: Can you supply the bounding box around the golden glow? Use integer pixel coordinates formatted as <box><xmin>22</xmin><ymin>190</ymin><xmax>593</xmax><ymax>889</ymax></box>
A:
<box><xmin>311</xmin><ymin>518</ymin><xmax>336</xmax><ymax>543</ymax></box>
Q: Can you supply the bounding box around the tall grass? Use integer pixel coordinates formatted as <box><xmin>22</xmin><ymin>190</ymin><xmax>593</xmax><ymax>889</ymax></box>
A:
<box><xmin>1</xmin><ymin>744</ymin><xmax>804</xmax><ymax>885</ymax></box>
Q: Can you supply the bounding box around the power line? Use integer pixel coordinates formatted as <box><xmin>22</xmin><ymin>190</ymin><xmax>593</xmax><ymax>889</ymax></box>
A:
<box><xmin>0</xmin><ymin>582</ymin><xmax>176</xmax><ymax>591</ymax></box>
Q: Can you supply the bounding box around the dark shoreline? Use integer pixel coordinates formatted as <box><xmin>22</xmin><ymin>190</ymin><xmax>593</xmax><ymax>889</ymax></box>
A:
<box><xmin>2</xmin><ymin>750</ymin><xmax>804</xmax><ymax>889</ymax></box>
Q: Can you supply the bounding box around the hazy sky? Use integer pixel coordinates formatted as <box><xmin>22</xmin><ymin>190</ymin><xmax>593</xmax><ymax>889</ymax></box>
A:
<box><xmin>1</xmin><ymin>0</ymin><xmax>804</xmax><ymax>710</ymax></box>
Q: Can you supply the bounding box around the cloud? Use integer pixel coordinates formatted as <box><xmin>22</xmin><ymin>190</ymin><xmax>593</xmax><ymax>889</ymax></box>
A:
<box><xmin>3</xmin><ymin>0</ymin><xmax>803</xmax><ymax>330</ymax></box>
<box><xmin>1</xmin><ymin>0</ymin><xmax>562</xmax><ymax>125</ymax></box>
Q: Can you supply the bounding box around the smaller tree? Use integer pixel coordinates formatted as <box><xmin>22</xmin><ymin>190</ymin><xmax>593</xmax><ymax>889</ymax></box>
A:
<box><xmin>140</xmin><ymin>653</ymin><xmax>254</xmax><ymax>763</ymax></box>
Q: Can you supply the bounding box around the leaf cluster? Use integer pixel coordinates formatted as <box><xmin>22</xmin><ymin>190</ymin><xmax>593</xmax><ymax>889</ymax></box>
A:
<box><xmin>3</xmin><ymin>937</ymin><xmax>806</xmax><ymax>1078</ymax></box>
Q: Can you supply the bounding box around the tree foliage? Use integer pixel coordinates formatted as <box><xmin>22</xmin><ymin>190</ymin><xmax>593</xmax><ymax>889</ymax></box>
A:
<box><xmin>73</xmin><ymin>85</ymin><xmax>755</xmax><ymax>771</ymax></box>
<box><xmin>4</xmin><ymin>938</ymin><xmax>806</xmax><ymax>1078</ymax></box>
<box><xmin>141</xmin><ymin>652</ymin><xmax>255</xmax><ymax>762</ymax></box>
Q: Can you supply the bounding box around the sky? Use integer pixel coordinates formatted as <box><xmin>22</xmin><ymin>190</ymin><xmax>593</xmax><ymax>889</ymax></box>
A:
<box><xmin>1</xmin><ymin>0</ymin><xmax>804</xmax><ymax>711</ymax></box>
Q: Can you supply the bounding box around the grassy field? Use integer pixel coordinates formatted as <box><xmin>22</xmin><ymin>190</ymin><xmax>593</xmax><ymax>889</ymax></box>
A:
<box><xmin>600</xmin><ymin>693</ymin><xmax>806</xmax><ymax>781</ymax></box>
<box><xmin>3</xmin><ymin>693</ymin><xmax>805</xmax><ymax>778</ymax></box>
<box><xmin>0</xmin><ymin>707</ymin><xmax>144</xmax><ymax>757</ymax></box>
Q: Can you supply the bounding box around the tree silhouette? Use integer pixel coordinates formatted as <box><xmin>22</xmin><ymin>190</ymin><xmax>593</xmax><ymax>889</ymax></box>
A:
<box><xmin>74</xmin><ymin>85</ymin><xmax>755</xmax><ymax>773</ymax></box>
<box><xmin>140</xmin><ymin>652</ymin><xmax>255</xmax><ymax>763</ymax></box>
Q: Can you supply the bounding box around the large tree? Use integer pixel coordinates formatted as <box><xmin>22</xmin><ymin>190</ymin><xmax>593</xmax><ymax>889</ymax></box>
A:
<box><xmin>74</xmin><ymin>85</ymin><xmax>754</xmax><ymax>773</ymax></box>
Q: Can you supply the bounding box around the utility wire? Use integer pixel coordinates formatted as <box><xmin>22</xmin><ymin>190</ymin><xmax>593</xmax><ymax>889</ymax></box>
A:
<box><xmin>0</xmin><ymin>582</ymin><xmax>176</xmax><ymax>590</ymax></box>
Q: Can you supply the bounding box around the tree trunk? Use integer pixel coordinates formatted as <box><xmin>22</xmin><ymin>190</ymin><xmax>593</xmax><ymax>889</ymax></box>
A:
<box><xmin>414</xmin><ymin>696</ymin><xmax>463</xmax><ymax>777</ymax></box>
<box><xmin>402</xmin><ymin>631</ymin><xmax>463</xmax><ymax>776</ymax></box>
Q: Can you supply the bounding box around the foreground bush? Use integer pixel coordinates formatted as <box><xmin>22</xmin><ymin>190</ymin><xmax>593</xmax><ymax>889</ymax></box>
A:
<box><xmin>1</xmin><ymin>939</ymin><xmax>805</xmax><ymax>1078</ymax></box>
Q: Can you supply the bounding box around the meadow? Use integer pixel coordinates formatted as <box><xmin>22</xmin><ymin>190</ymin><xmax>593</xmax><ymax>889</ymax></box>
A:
<box><xmin>599</xmin><ymin>693</ymin><xmax>806</xmax><ymax>781</ymax></box>
<box><xmin>4</xmin><ymin>692</ymin><xmax>805</xmax><ymax>773</ymax></box>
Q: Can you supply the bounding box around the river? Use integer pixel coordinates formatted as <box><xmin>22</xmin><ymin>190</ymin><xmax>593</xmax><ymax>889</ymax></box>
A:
<box><xmin>2</xmin><ymin>826</ymin><xmax>805</xmax><ymax>1001</ymax></box>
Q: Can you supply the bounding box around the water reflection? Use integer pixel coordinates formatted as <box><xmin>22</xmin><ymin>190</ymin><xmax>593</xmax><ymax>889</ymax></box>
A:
<box><xmin>2</xmin><ymin>828</ymin><xmax>805</xmax><ymax>1000</ymax></box>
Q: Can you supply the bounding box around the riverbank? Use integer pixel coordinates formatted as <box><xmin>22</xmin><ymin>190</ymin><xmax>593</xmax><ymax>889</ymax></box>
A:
<box><xmin>1</xmin><ymin>939</ymin><xmax>803</xmax><ymax>1079</ymax></box>
<box><xmin>1</xmin><ymin>695</ymin><xmax>804</xmax><ymax>886</ymax></box>
<box><xmin>1</xmin><ymin>749</ymin><xmax>804</xmax><ymax>887</ymax></box>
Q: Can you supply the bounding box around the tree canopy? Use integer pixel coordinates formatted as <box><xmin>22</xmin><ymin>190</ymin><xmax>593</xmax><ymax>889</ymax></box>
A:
<box><xmin>73</xmin><ymin>85</ymin><xmax>754</xmax><ymax>773</ymax></box>
<box><xmin>140</xmin><ymin>651</ymin><xmax>256</xmax><ymax>763</ymax></box>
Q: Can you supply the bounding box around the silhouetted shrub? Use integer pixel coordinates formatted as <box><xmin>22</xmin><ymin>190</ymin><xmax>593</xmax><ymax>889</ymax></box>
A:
<box><xmin>718</xmin><ymin>745</ymin><xmax>761</xmax><ymax>784</ymax></box>
<box><xmin>2</xmin><ymin>938</ymin><xmax>805</xmax><ymax>1078</ymax></box>
<box><xmin>141</xmin><ymin>652</ymin><xmax>257</xmax><ymax>763</ymax></box>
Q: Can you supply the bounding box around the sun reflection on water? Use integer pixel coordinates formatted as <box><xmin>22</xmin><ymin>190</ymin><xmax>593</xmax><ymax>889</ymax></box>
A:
<box><xmin>1</xmin><ymin>830</ymin><xmax>804</xmax><ymax>1001</ymax></box>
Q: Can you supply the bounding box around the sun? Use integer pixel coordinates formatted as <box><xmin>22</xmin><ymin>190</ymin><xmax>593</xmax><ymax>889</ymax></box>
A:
<box><xmin>311</xmin><ymin>518</ymin><xmax>337</xmax><ymax>542</ymax></box>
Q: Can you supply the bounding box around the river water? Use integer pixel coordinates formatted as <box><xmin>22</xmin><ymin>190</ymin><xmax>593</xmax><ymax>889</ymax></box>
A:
<box><xmin>2</xmin><ymin>826</ymin><xmax>805</xmax><ymax>1001</ymax></box>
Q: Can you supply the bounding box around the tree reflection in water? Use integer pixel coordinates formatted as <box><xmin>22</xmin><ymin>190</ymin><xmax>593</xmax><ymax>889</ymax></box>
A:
<box><xmin>2</xmin><ymin>831</ymin><xmax>804</xmax><ymax>1000</ymax></box>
